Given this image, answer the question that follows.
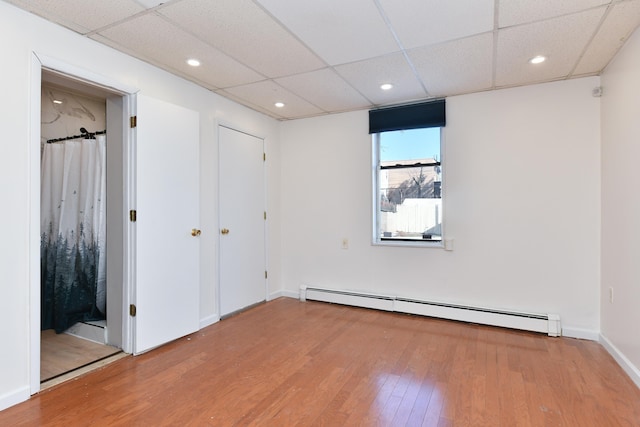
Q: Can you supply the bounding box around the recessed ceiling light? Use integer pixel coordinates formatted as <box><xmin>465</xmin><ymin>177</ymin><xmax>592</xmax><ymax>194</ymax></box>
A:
<box><xmin>186</xmin><ymin>58</ymin><xmax>201</xmax><ymax>67</ymax></box>
<box><xmin>380</xmin><ymin>83</ymin><xmax>393</xmax><ymax>90</ymax></box>
<box><xmin>274</xmin><ymin>102</ymin><xmax>285</xmax><ymax>108</ymax></box>
<box><xmin>53</xmin><ymin>99</ymin><xmax>62</xmax><ymax>104</ymax></box>
<box><xmin>529</xmin><ymin>55</ymin><xmax>546</xmax><ymax>65</ymax></box>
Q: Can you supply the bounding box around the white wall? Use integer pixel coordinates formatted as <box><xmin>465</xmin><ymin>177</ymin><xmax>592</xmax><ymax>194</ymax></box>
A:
<box><xmin>0</xmin><ymin>1</ymin><xmax>281</xmax><ymax>409</ymax></box>
<box><xmin>280</xmin><ymin>77</ymin><xmax>601</xmax><ymax>339</ymax></box>
<box><xmin>600</xmin><ymin>26</ymin><xmax>640</xmax><ymax>385</ymax></box>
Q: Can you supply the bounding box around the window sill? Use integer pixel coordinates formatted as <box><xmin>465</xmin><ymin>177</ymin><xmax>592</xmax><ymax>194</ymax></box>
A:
<box><xmin>373</xmin><ymin>238</ymin><xmax>445</xmax><ymax>249</ymax></box>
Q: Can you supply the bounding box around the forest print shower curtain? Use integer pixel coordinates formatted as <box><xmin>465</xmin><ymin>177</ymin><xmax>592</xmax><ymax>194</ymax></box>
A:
<box><xmin>41</xmin><ymin>135</ymin><xmax>106</xmax><ymax>333</ymax></box>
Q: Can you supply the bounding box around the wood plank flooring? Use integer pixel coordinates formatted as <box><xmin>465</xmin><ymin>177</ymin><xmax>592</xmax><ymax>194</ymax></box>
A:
<box><xmin>41</xmin><ymin>329</ymin><xmax>121</xmax><ymax>382</ymax></box>
<box><xmin>3</xmin><ymin>298</ymin><xmax>640</xmax><ymax>426</ymax></box>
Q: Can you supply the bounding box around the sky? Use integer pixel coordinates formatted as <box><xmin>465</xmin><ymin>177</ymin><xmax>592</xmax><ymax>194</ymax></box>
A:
<box><xmin>379</xmin><ymin>127</ymin><xmax>441</xmax><ymax>162</ymax></box>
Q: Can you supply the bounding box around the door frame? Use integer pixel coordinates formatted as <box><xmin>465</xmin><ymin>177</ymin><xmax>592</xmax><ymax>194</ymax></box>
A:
<box><xmin>216</xmin><ymin>123</ymin><xmax>269</xmax><ymax>317</ymax></box>
<box><xmin>29</xmin><ymin>53</ymin><xmax>138</xmax><ymax>394</ymax></box>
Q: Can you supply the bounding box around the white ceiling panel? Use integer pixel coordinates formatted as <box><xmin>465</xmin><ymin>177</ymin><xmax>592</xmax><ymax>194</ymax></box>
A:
<box><xmin>499</xmin><ymin>0</ymin><xmax>610</xmax><ymax>27</ymax></box>
<box><xmin>275</xmin><ymin>68</ymin><xmax>371</xmax><ymax>112</ymax></box>
<box><xmin>159</xmin><ymin>0</ymin><xmax>325</xmax><ymax>78</ymax></box>
<box><xmin>215</xmin><ymin>89</ymin><xmax>286</xmax><ymax>119</ymax></box>
<box><xmin>133</xmin><ymin>0</ymin><xmax>165</xmax><ymax>8</ymax></box>
<box><xmin>3</xmin><ymin>0</ymin><xmax>88</xmax><ymax>32</ymax></box>
<box><xmin>95</xmin><ymin>14</ymin><xmax>265</xmax><ymax>89</ymax></box>
<box><xmin>255</xmin><ymin>0</ymin><xmax>399</xmax><ymax>65</ymax></box>
<box><xmin>574</xmin><ymin>0</ymin><xmax>640</xmax><ymax>75</ymax></box>
<box><xmin>335</xmin><ymin>53</ymin><xmax>428</xmax><ymax>105</ymax></box>
<box><xmin>379</xmin><ymin>0</ymin><xmax>494</xmax><ymax>49</ymax></box>
<box><xmin>222</xmin><ymin>80</ymin><xmax>324</xmax><ymax>119</ymax></box>
<box><xmin>408</xmin><ymin>33</ymin><xmax>494</xmax><ymax>97</ymax></box>
<box><xmin>496</xmin><ymin>8</ymin><xmax>607</xmax><ymax>87</ymax></box>
<box><xmin>6</xmin><ymin>0</ymin><xmax>640</xmax><ymax>120</ymax></box>
<box><xmin>7</xmin><ymin>0</ymin><xmax>144</xmax><ymax>34</ymax></box>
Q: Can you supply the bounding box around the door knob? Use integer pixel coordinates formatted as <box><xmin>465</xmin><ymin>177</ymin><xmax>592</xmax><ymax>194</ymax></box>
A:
<box><xmin>221</xmin><ymin>228</ymin><xmax>230</xmax><ymax>235</ymax></box>
<box><xmin>191</xmin><ymin>228</ymin><xmax>201</xmax><ymax>237</ymax></box>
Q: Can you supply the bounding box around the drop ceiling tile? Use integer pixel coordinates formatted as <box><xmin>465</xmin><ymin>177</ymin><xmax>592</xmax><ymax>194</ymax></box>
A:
<box><xmin>335</xmin><ymin>53</ymin><xmax>428</xmax><ymax>105</ymax></box>
<box><xmin>496</xmin><ymin>8</ymin><xmax>607</xmax><ymax>87</ymax></box>
<box><xmin>215</xmin><ymin>89</ymin><xmax>286</xmax><ymax>120</ymax></box>
<box><xmin>408</xmin><ymin>33</ymin><xmax>494</xmax><ymax>97</ymax></box>
<box><xmin>222</xmin><ymin>80</ymin><xmax>324</xmax><ymax>119</ymax></box>
<box><xmin>9</xmin><ymin>0</ymin><xmax>144</xmax><ymax>34</ymax></box>
<box><xmin>275</xmin><ymin>68</ymin><xmax>371</xmax><ymax>112</ymax></box>
<box><xmin>8</xmin><ymin>0</ymin><xmax>636</xmax><ymax>120</ymax></box>
<box><xmin>159</xmin><ymin>0</ymin><xmax>325</xmax><ymax>78</ymax></box>
<box><xmin>255</xmin><ymin>0</ymin><xmax>399</xmax><ymax>65</ymax></box>
<box><xmin>574</xmin><ymin>0</ymin><xmax>640</xmax><ymax>74</ymax></box>
<box><xmin>378</xmin><ymin>0</ymin><xmax>494</xmax><ymax>49</ymax></box>
<box><xmin>133</xmin><ymin>0</ymin><xmax>165</xmax><ymax>8</ymax></box>
<box><xmin>95</xmin><ymin>14</ymin><xmax>265</xmax><ymax>89</ymax></box>
<box><xmin>499</xmin><ymin>0</ymin><xmax>610</xmax><ymax>27</ymax></box>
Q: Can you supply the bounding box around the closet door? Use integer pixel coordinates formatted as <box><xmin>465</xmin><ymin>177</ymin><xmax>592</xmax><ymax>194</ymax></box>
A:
<box><xmin>218</xmin><ymin>126</ymin><xmax>266</xmax><ymax>316</ymax></box>
<box><xmin>134</xmin><ymin>95</ymin><xmax>200</xmax><ymax>354</ymax></box>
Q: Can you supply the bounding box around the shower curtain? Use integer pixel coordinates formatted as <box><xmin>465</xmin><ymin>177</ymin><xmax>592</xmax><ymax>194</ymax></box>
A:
<box><xmin>41</xmin><ymin>135</ymin><xmax>106</xmax><ymax>333</ymax></box>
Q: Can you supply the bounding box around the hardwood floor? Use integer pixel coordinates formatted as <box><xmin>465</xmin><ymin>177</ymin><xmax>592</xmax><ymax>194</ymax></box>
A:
<box><xmin>3</xmin><ymin>298</ymin><xmax>640</xmax><ymax>426</ymax></box>
<box><xmin>41</xmin><ymin>329</ymin><xmax>121</xmax><ymax>382</ymax></box>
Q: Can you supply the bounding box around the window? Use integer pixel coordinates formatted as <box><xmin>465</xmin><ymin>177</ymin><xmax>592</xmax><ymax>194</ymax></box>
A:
<box><xmin>370</xmin><ymin>100</ymin><xmax>445</xmax><ymax>246</ymax></box>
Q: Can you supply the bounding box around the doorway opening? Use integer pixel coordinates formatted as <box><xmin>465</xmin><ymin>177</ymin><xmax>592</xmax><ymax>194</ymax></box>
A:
<box><xmin>37</xmin><ymin>68</ymin><xmax>130</xmax><ymax>388</ymax></box>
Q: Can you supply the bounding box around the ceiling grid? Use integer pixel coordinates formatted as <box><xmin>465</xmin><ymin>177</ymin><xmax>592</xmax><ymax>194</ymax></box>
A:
<box><xmin>6</xmin><ymin>0</ymin><xmax>640</xmax><ymax>119</ymax></box>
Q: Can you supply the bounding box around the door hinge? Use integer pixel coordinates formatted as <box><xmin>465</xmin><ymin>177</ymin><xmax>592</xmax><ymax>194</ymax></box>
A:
<box><xmin>130</xmin><ymin>116</ymin><xmax>137</xmax><ymax>128</ymax></box>
<box><xmin>265</xmin><ymin>271</ymin><xmax>268</xmax><ymax>279</ymax></box>
<box><xmin>129</xmin><ymin>210</ymin><xmax>137</xmax><ymax>222</ymax></box>
<box><xmin>264</xmin><ymin>211</ymin><xmax>267</xmax><ymax>220</ymax></box>
<box><xmin>263</xmin><ymin>152</ymin><xmax>266</xmax><ymax>161</ymax></box>
<box><xmin>129</xmin><ymin>304</ymin><xmax>137</xmax><ymax>317</ymax></box>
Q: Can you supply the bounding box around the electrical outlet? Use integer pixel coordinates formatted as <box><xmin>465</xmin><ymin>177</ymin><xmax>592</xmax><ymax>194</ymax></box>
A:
<box><xmin>609</xmin><ymin>287</ymin><xmax>614</xmax><ymax>303</ymax></box>
<box><xmin>341</xmin><ymin>238</ymin><xmax>349</xmax><ymax>249</ymax></box>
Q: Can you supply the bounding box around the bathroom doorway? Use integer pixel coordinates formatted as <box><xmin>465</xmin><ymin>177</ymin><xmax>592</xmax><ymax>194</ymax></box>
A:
<box><xmin>39</xmin><ymin>69</ymin><xmax>127</xmax><ymax>386</ymax></box>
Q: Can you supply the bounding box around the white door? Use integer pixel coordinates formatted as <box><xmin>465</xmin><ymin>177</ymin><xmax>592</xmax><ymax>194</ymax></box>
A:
<box><xmin>219</xmin><ymin>126</ymin><xmax>266</xmax><ymax>316</ymax></box>
<box><xmin>134</xmin><ymin>95</ymin><xmax>200</xmax><ymax>353</ymax></box>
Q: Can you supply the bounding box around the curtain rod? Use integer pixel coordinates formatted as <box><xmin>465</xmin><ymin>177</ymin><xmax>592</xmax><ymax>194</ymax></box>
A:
<box><xmin>46</xmin><ymin>127</ymin><xmax>106</xmax><ymax>143</ymax></box>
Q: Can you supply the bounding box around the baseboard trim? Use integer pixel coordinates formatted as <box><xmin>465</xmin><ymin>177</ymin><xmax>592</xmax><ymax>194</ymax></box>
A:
<box><xmin>561</xmin><ymin>327</ymin><xmax>600</xmax><ymax>341</ymax></box>
<box><xmin>268</xmin><ymin>289</ymin><xmax>299</xmax><ymax>300</ymax></box>
<box><xmin>65</xmin><ymin>322</ymin><xmax>107</xmax><ymax>345</ymax></box>
<box><xmin>0</xmin><ymin>385</ymin><xmax>30</xmax><ymax>411</ymax></box>
<box><xmin>199</xmin><ymin>314</ymin><xmax>220</xmax><ymax>330</ymax></box>
<box><xmin>600</xmin><ymin>334</ymin><xmax>640</xmax><ymax>390</ymax></box>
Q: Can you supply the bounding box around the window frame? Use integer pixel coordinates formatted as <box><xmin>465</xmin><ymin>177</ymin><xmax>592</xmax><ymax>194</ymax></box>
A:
<box><xmin>372</xmin><ymin>128</ymin><xmax>445</xmax><ymax>248</ymax></box>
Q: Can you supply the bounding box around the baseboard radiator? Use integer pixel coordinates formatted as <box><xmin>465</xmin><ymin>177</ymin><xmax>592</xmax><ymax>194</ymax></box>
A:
<box><xmin>299</xmin><ymin>285</ymin><xmax>561</xmax><ymax>337</ymax></box>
